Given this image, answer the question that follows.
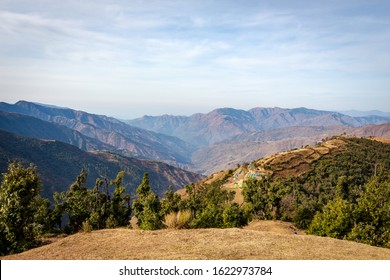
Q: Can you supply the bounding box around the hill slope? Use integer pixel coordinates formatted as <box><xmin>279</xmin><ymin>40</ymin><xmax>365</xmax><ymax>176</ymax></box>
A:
<box><xmin>191</xmin><ymin>124</ymin><xmax>390</xmax><ymax>174</ymax></box>
<box><xmin>204</xmin><ymin>136</ymin><xmax>390</xmax><ymax>193</ymax></box>
<box><xmin>192</xmin><ymin>126</ymin><xmax>351</xmax><ymax>174</ymax></box>
<box><xmin>0</xmin><ymin>129</ymin><xmax>202</xmax><ymax>198</ymax></box>
<box><xmin>0</xmin><ymin>101</ymin><xmax>195</xmax><ymax>168</ymax></box>
<box><xmin>351</xmin><ymin>122</ymin><xmax>390</xmax><ymax>138</ymax></box>
<box><xmin>0</xmin><ymin>110</ymin><xmax>116</xmax><ymax>152</ymax></box>
<box><xmin>1</xmin><ymin>221</ymin><xmax>389</xmax><ymax>260</ymax></box>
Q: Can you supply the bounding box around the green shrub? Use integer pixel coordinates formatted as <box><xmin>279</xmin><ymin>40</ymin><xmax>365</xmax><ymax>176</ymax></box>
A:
<box><xmin>192</xmin><ymin>204</ymin><xmax>223</xmax><ymax>228</ymax></box>
<box><xmin>105</xmin><ymin>215</ymin><xmax>119</xmax><ymax>229</ymax></box>
<box><xmin>222</xmin><ymin>203</ymin><xmax>248</xmax><ymax>228</ymax></box>
<box><xmin>308</xmin><ymin>198</ymin><xmax>353</xmax><ymax>238</ymax></box>
<box><xmin>293</xmin><ymin>207</ymin><xmax>314</xmax><ymax>229</ymax></box>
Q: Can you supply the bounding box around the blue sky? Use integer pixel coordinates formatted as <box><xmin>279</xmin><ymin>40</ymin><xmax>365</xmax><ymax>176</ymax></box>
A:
<box><xmin>0</xmin><ymin>0</ymin><xmax>389</xmax><ymax>118</ymax></box>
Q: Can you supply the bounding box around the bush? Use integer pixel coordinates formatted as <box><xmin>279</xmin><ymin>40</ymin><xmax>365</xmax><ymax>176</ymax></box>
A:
<box><xmin>308</xmin><ymin>198</ymin><xmax>353</xmax><ymax>239</ymax></box>
<box><xmin>163</xmin><ymin>212</ymin><xmax>178</xmax><ymax>229</ymax></box>
<box><xmin>192</xmin><ymin>204</ymin><xmax>223</xmax><ymax>228</ymax></box>
<box><xmin>82</xmin><ymin>220</ymin><xmax>92</xmax><ymax>233</ymax></box>
<box><xmin>293</xmin><ymin>207</ymin><xmax>314</xmax><ymax>229</ymax></box>
<box><xmin>177</xmin><ymin>210</ymin><xmax>192</xmax><ymax>229</ymax></box>
<box><xmin>105</xmin><ymin>215</ymin><xmax>119</xmax><ymax>229</ymax></box>
<box><xmin>222</xmin><ymin>203</ymin><xmax>248</xmax><ymax>228</ymax></box>
<box><xmin>347</xmin><ymin>178</ymin><xmax>390</xmax><ymax>247</ymax></box>
<box><xmin>164</xmin><ymin>210</ymin><xmax>192</xmax><ymax>229</ymax></box>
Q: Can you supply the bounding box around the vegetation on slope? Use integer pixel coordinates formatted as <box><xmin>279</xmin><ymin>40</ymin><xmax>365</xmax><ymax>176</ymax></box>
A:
<box><xmin>1</xmin><ymin>136</ymin><xmax>389</xmax><ymax>257</ymax></box>
<box><xmin>0</xmin><ymin>163</ymin><xmax>47</xmax><ymax>255</ymax></box>
<box><xmin>0</xmin><ymin>129</ymin><xmax>202</xmax><ymax>198</ymax></box>
<box><xmin>0</xmin><ymin>160</ymin><xmax>246</xmax><ymax>255</ymax></box>
<box><xmin>240</xmin><ymin>137</ymin><xmax>390</xmax><ymax>248</ymax></box>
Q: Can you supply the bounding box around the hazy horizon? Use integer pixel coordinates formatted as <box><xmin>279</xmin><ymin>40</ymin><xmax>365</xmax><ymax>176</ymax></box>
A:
<box><xmin>1</xmin><ymin>0</ymin><xmax>389</xmax><ymax>118</ymax></box>
<box><xmin>3</xmin><ymin>99</ymin><xmax>390</xmax><ymax>120</ymax></box>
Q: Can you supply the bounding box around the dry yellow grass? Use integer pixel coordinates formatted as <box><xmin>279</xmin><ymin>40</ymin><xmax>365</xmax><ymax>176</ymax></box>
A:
<box><xmin>2</xmin><ymin>221</ymin><xmax>389</xmax><ymax>260</ymax></box>
<box><xmin>371</xmin><ymin>137</ymin><xmax>390</xmax><ymax>144</ymax></box>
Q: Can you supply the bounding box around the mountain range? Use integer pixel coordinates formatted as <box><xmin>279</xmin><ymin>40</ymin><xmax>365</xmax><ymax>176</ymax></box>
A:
<box><xmin>0</xmin><ymin>101</ymin><xmax>195</xmax><ymax>168</ymax></box>
<box><xmin>128</xmin><ymin>107</ymin><xmax>390</xmax><ymax>147</ymax></box>
<box><xmin>0</xmin><ymin>100</ymin><xmax>389</xmax><ymax>181</ymax></box>
<box><xmin>127</xmin><ymin>106</ymin><xmax>390</xmax><ymax>173</ymax></box>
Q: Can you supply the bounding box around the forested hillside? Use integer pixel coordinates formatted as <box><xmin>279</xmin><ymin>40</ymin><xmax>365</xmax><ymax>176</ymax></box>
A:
<box><xmin>0</xmin><ymin>129</ymin><xmax>202</xmax><ymax>198</ymax></box>
<box><xmin>202</xmin><ymin>137</ymin><xmax>390</xmax><ymax>248</ymax></box>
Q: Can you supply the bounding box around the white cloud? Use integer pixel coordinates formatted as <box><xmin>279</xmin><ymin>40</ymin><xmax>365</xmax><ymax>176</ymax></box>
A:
<box><xmin>0</xmin><ymin>0</ymin><xmax>389</xmax><ymax>116</ymax></box>
<box><xmin>0</xmin><ymin>10</ymin><xmax>125</xmax><ymax>61</ymax></box>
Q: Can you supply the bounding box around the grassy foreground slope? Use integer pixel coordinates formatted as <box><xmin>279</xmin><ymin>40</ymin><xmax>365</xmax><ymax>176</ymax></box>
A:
<box><xmin>1</xmin><ymin>221</ymin><xmax>389</xmax><ymax>260</ymax></box>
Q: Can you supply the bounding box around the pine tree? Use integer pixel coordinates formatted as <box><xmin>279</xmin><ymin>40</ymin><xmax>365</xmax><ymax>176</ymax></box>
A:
<box><xmin>53</xmin><ymin>169</ymin><xmax>92</xmax><ymax>233</ymax></box>
<box><xmin>160</xmin><ymin>185</ymin><xmax>181</xmax><ymax>216</ymax></box>
<box><xmin>0</xmin><ymin>162</ymin><xmax>48</xmax><ymax>255</ymax></box>
<box><xmin>133</xmin><ymin>173</ymin><xmax>162</xmax><ymax>230</ymax></box>
<box><xmin>108</xmin><ymin>171</ymin><xmax>131</xmax><ymax>228</ymax></box>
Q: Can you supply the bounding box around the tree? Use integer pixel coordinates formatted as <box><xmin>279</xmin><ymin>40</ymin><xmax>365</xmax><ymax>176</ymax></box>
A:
<box><xmin>133</xmin><ymin>173</ymin><xmax>163</xmax><ymax>230</ymax></box>
<box><xmin>0</xmin><ymin>162</ymin><xmax>49</xmax><ymax>255</ymax></box>
<box><xmin>186</xmin><ymin>180</ymin><xmax>246</xmax><ymax>229</ymax></box>
<box><xmin>61</xmin><ymin>169</ymin><xmax>92</xmax><ymax>232</ymax></box>
<box><xmin>54</xmin><ymin>170</ymin><xmax>132</xmax><ymax>232</ymax></box>
<box><xmin>108</xmin><ymin>171</ymin><xmax>131</xmax><ymax>228</ymax></box>
<box><xmin>242</xmin><ymin>178</ymin><xmax>273</xmax><ymax>219</ymax></box>
<box><xmin>160</xmin><ymin>185</ymin><xmax>181</xmax><ymax>216</ymax></box>
<box><xmin>308</xmin><ymin>197</ymin><xmax>353</xmax><ymax>239</ymax></box>
<box><xmin>348</xmin><ymin>177</ymin><xmax>390</xmax><ymax>247</ymax></box>
<box><xmin>222</xmin><ymin>203</ymin><xmax>248</xmax><ymax>228</ymax></box>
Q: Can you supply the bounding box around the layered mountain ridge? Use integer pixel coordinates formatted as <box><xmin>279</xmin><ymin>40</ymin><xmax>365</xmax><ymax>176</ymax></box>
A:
<box><xmin>0</xmin><ymin>101</ymin><xmax>195</xmax><ymax>169</ymax></box>
<box><xmin>128</xmin><ymin>106</ymin><xmax>390</xmax><ymax>147</ymax></box>
<box><xmin>1</xmin><ymin>101</ymin><xmax>389</xmax><ymax>176</ymax></box>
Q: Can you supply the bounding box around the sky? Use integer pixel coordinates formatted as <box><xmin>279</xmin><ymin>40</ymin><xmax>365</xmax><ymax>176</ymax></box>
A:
<box><xmin>0</xmin><ymin>0</ymin><xmax>389</xmax><ymax>119</ymax></box>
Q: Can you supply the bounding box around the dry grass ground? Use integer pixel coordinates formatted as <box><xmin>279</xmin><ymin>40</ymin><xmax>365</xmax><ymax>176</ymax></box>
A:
<box><xmin>2</xmin><ymin>221</ymin><xmax>389</xmax><ymax>260</ymax></box>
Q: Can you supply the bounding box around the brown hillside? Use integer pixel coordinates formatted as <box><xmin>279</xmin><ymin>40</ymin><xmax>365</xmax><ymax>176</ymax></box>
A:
<box><xmin>352</xmin><ymin>123</ymin><xmax>390</xmax><ymax>138</ymax></box>
<box><xmin>193</xmin><ymin>136</ymin><xmax>390</xmax><ymax>205</ymax></box>
<box><xmin>195</xmin><ymin>137</ymin><xmax>348</xmax><ymax>203</ymax></box>
<box><xmin>255</xmin><ymin>138</ymin><xmax>346</xmax><ymax>178</ymax></box>
<box><xmin>1</xmin><ymin>222</ymin><xmax>389</xmax><ymax>260</ymax></box>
